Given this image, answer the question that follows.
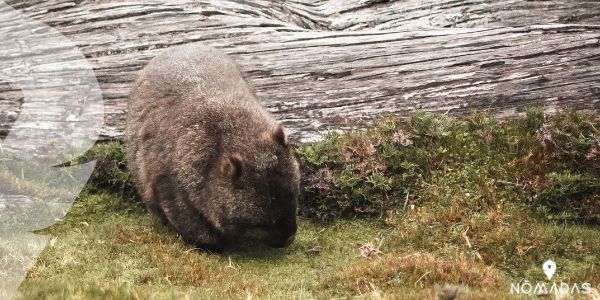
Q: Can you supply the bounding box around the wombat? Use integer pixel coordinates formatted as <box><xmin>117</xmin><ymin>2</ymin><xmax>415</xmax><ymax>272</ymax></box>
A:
<box><xmin>125</xmin><ymin>44</ymin><xmax>300</xmax><ymax>252</ymax></box>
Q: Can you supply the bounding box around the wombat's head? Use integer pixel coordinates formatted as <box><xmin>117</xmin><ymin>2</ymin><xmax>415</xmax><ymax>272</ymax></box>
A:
<box><xmin>214</xmin><ymin>125</ymin><xmax>300</xmax><ymax>248</ymax></box>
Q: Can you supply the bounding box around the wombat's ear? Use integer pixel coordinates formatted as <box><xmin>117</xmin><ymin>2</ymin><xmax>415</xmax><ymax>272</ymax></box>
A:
<box><xmin>221</xmin><ymin>154</ymin><xmax>243</xmax><ymax>180</ymax></box>
<box><xmin>270</xmin><ymin>125</ymin><xmax>287</xmax><ymax>147</ymax></box>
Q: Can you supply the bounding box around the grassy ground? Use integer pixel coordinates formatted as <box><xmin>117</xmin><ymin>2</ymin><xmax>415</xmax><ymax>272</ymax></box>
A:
<box><xmin>11</xmin><ymin>109</ymin><xmax>600</xmax><ymax>299</ymax></box>
<box><xmin>15</xmin><ymin>190</ymin><xmax>600</xmax><ymax>299</ymax></box>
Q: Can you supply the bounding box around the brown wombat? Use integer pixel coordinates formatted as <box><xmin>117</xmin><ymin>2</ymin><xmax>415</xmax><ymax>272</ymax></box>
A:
<box><xmin>125</xmin><ymin>44</ymin><xmax>300</xmax><ymax>252</ymax></box>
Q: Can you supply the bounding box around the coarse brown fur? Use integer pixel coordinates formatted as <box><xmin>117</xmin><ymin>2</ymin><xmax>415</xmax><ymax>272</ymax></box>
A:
<box><xmin>125</xmin><ymin>44</ymin><xmax>300</xmax><ymax>252</ymax></box>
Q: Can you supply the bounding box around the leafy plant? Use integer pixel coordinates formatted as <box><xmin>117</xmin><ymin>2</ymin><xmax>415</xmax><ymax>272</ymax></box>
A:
<box><xmin>297</xmin><ymin>109</ymin><xmax>600</xmax><ymax>224</ymax></box>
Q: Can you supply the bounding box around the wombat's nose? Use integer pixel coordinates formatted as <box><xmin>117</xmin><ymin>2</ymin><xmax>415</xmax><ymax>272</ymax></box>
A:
<box><xmin>267</xmin><ymin>220</ymin><xmax>297</xmax><ymax>248</ymax></box>
<box><xmin>282</xmin><ymin>233</ymin><xmax>296</xmax><ymax>247</ymax></box>
<box><xmin>266</xmin><ymin>232</ymin><xmax>296</xmax><ymax>248</ymax></box>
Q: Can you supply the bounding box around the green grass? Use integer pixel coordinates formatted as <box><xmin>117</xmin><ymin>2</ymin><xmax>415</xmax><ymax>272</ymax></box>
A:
<box><xmin>15</xmin><ymin>189</ymin><xmax>600</xmax><ymax>299</ymax></box>
<box><xmin>18</xmin><ymin>190</ymin><xmax>396</xmax><ymax>299</ymax></box>
<box><xmin>11</xmin><ymin>109</ymin><xmax>600</xmax><ymax>299</ymax></box>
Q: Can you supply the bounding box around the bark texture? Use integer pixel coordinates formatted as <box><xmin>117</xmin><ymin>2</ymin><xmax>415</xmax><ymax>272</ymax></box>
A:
<box><xmin>1</xmin><ymin>0</ymin><xmax>599</xmax><ymax>141</ymax></box>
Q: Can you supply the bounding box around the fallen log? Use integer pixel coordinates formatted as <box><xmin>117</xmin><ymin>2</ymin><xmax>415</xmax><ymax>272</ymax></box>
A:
<box><xmin>1</xmin><ymin>1</ymin><xmax>599</xmax><ymax>142</ymax></box>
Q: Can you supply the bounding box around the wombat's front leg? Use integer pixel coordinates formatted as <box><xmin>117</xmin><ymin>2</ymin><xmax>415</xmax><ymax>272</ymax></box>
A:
<box><xmin>151</xmin><ymin>174</ymin><xmax>225</xmax><ymax>253</ymax></box>
<box><xmin>177</xmin><ymin>216</ymin><xmax>225</xmax><ymax>253</ymax></box>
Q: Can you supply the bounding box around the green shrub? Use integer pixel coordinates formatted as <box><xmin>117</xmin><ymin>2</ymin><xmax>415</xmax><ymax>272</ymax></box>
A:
<box><xmin>74</xmin><ymin>141</ymin><xmax>136</xmax><ymax>198</ymax></box>
<box><xmin>535</xmin><ymin>171</ymin><xmax>600</xmax><ymax>223</ymax></box>
<box><xmin>297</xmin><ymin>109</ymin><xmax>600</xmax><ymax>223</ymax></box>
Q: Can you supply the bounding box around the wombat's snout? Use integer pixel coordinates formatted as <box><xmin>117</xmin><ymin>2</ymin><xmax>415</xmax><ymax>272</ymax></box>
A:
<box><xmin>267</xmin><ymin>220</ymin><xmax>297</xmax><ymax>248</ymax></box>
<box><xmin>281</xmin><ymin>233</ymin><xmax>296</xmax><ymax>247</ymax></box>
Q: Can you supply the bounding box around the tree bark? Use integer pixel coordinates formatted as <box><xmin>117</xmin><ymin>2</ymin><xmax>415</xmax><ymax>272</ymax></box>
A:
<box><xmin>1</xmin><ymin>0</ymin><xmax>599</xmax><ymax>142</ymax></box>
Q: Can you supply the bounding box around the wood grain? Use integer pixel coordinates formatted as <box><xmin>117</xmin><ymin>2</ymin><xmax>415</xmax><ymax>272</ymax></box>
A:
<box><xmin>1</xmin><ymin>0</ymin><xmax>599</xmax><ymax>142</ymax></box>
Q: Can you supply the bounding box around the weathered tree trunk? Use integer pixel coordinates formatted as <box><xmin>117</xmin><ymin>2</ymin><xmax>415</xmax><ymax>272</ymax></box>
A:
<box><xmin>1</xmin><ymin>0</ymin><xmax>599</xmax><ymax>142</ymax></box>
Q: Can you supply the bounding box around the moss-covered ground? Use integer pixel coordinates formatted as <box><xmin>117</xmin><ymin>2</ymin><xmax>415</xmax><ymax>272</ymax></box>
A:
<box><xmin>12</xmin><ymin>109</ymin><xmax>600</xmax><ymax>299</ymax></box>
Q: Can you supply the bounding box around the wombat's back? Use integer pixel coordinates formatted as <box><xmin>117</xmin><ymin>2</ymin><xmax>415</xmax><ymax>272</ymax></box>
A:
<box><xmin>125</xmin><ymin>44</ymin><xmax>299</xmax><ymax>252</ymax></box>
<box><xmin>126</xmin><ymin>44</ymin><xmax>260</xmax><ymax>203</ymax></box>
<box><xmin>129</xmin><ymin>44</ymin><xmax>254</xmax><ymax>113</ymax></box>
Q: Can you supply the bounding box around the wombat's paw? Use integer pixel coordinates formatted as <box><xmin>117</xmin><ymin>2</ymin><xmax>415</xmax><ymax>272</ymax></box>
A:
<box><xmin>194</xmin><ymin>242</ymin><xmax>224</xmax><ymax>254</ymax></box>
<box><xmin>182</xmin><ymin>235</ymin><xmax>225</xmax><ymax>254</ymax></box>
